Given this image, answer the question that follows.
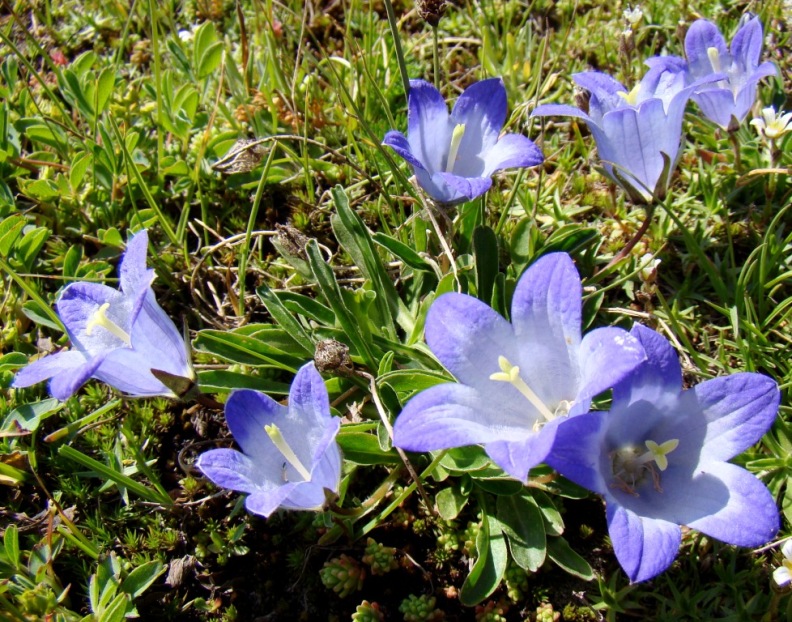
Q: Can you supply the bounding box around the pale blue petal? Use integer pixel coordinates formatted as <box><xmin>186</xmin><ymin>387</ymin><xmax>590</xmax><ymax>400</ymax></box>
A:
<box><xmin>482</xmin><ymin>134</ymin><xmax>544</xmax><ymax>176</ymax></box>
<box><xmin>94</xmin><ymin>349</ymin><xmax>174</xmax><ymax>396</ymax></box>
<box><xmin>690</xmin><ymin>372</ymin><xmax>779</xmax><ymax>461</ymax></box>
<box><xmin>450</xmin><ymin>77</ymin><xmax>506</xmax><ymax>156</ymax></box>
<box><xmin>691</xmin><ymin>89</ymin><xmax>741</xmax><ymax>129</ymax></box>
<box><xmin>49</xmin><ymin>354</ymin><xmax>105</xmax><ymax>401</ymax></box>
<box><xmin>432</xmin><ymin>172</ymin><xmax>492</xmax><ymax>203</ymax></box>
<box><xmin>425</xmin><ymin>292</ymin><xmax>521</xmax><ymax>394</ymax></box>
<box><xmin>612</xmin><ymin>324</ymin><xmax>682</xmax><ymax>410</ymax></box>
<box><xmin>685</xmin><ymin>20</ymin><xmax>727</xmax><ymax>74</ymax></box>
<box><xmin>130</xmin><ymin>291</ymin><xmax>192</xmax><ymax>379</ymax></box>
<box><xmin>485</xmin><ymin>418</ymin><xmax>562</xmax><ymax>482</ymax></box>
<box><xmin>196</xmin><ymin>448</ymin><xmax>269</xmax><ymax>494</ymax></box>
<box><xmin>12</xmin><ymin>349</ymin><xmax>88</xmax><ymax>388</ymax></box>
<box><xmin>382</xmin><ymin>130</ymin><xmax>427</xmax><ymax>171</ymax></box>
<box><xmin>546</xmin><ymin>411</ymin><xmax>609</xmax><ymax>494</ymax></box>
<box><xmin>531</xmin><ymin>103</ymin><xmax>593</xmax><ymax>123</ymax></box>
<box><xmin>684</xmin><ymin>462</ymin><xmax>778</xmax><ymax>547</ymax></box>
<box><xmin>607</xmin><ymin>503</ymin><xmax>681</xmax><ymax>583</ymax></box>
<box><xmin>573</xmin><ymin>71</ymin><xmax>626</xmax><ymax>98</ymax></box>
<box><xmin>310</xmin><ymin>440</ymin><xmax>342</xmax><ymax>493</ymax></box>
<box><xmin>731</xmin><ymin>16</ymin><xmax>763</xmax><ymax>69</ymax></box>
<box><xmin>408</xmin><ymin>79</ymin><xmax>452</xmax><ymax>174</ymax></box>
<box><xmin>289</xmin><ymin>363</ymin><xmax>340</xmax><ymax>466</ymax></box>
<box><xmin>393</xmin><ymin>383</ymin><xmax>534</xmax><ymax>452</ymax></box>
<box><xmin>57</xmin><ymin>282</ymin><xmax>133</xmax><ymax>355</ymax></box>
<box><xmin>119</xmin><ymin>230</ymin><xmax>154</xmax><ymax>297</ymax></box>
<box><xmin>246</xmin><ymin>484</ymin><xmax>301</xmax><ymax>518</ymax></box>
<box><xmin>282</xmin><ymin>480</ymin><xmax>331</xmax><ymax>511</ymax></box>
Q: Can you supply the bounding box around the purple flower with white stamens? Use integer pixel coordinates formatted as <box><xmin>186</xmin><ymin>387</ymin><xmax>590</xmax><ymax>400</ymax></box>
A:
<box><xmin>681</xmin><ymin>16</ymin><xmax>777</xmax><ymax>131</ymax></box>
<box><xmin>195</xmin><ymin>363</ymin><xmax>341</xmax><ymax>517</ymax></box>
<box><xmin>547</xmin><ymin>324</ymin><xmax>780</xmax><ymax>583</ymax></box>
<box><xmin>393</xmin><ymin>252</ymin><xmax>646</xmax><ymax>482</ymax></box>
<box><xmin>383</xmin><ymin>78</ymin><xmax>544</xmax><ymax>205</ymax></box>
<box><xmin>531</xmin><ymin>63</ymin><xmax>701</xmax><ymax>203</ymax></box>
<box><xmin>13</xmin><ymin>230</ymin><xmax>194</xmax><ymax>400</ymax></box>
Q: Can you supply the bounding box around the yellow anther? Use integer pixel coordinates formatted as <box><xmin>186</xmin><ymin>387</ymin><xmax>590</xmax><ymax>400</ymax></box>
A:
<box><xmin>616</xmin><ymin>83</ymin><xmax>642</xmax><ymax>106</ymax></box>
<box><xmin>643</xmin><ymin>439</ymin><xmax>679</xmax><ymax>471</ymax></box>
<box><xmin>445</xmin><ymin>123</ymin><xmax>466</xmax><ymax>173</ymax></box>
<box><xmin>85</xmin><ymin>303</ymin><xmax>131</xmax><ymax>345</ymax></box>
<box><xmin>707</xmin><ymin>46</ymin><xmax>722</xmax><ymax>73</ymax></box>
<box><xmin>264</xmin><ymin>423</ymin><xmax>311</xmax><ymax>482</ymax></box>
<box><xmin>489</xmin><ymin>356</ymin><xmax>556</xmax><ymax>423</ymax></box>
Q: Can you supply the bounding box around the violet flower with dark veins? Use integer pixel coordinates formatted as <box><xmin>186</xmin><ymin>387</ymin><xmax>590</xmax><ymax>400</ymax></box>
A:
<box><xmin>393</xmin><ymin>252</ymin><xmax>646</xmax><ymax>482</ymax></box>
<box><xmin>547</xmin><ymin>324</ymin><xmax>779</xmax><ymax>583</ymax></box>
<box><xmin>195</xmin><ymin>363</ymin><xmax>341</xmax><ymax>517</ymax></box>
<box><xmin>13</xmin><ymin>230</ymin><xmax>194</xmax><ymax>400</ymax></box>
<box><xmin>383</xmin><ymin>78</ymin><xmax>544</xmax><ymax>206</ymax></box>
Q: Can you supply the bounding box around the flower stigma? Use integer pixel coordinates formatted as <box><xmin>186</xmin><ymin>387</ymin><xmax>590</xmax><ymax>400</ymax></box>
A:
<box><xmin>85</xmin><ymin>303</ymin><xmax>132</xmax><ymax>345</ymax></box>
<box><xmin>706</xmin><ymin>46</ymin><xmax>722</xmax><ymax>73</ymax></box>
<box><xmin>446</xmin><ymin>123</ymin><xmax>466</xmax><ymax>172</ymax></box>
<box><xmin>489</xmin><ymin>355</ymin><xmax>556</xmax><ymax>425</ymax></box>
<box><xmin>610</xmin><ymin>438</ymin><xmax>679</xmax><ymax>495</ymax></box>
<box><xmin>264</xmin><ymin>423</ymin><xmax>312</xmax><ymax>481</ymax></box>
<box><xmin>617</xmin><ymin>83</ymin><xmax>641</xmax><ymax>106</ymax></box>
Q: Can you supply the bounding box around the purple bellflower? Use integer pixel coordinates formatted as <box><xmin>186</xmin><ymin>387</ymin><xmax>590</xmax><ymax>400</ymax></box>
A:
<box><xmin>531</xmin><ymin>64</ymin><xmax>700</xmax><ymax>203</ymax></box>
<box><xmin>13</xmin><ymin>230</ymin><xmax>194</xmax><ymax>400</ymax></box>
<box><xmin>383</xmin><ymin>78</ymin><xmax>544</xmax><ymax>206</ymax></box>
<box><xmin>393</xmin><ymin>252</ymin><xmax>646</xmax><ymax>482</ymax></box>
<box><xmin>195</xmin><ymin>363</ymin><xmax>341</xmax><ymax>517</ymax></box>
<box><xmin>547</xmin><ymin>324</ymin><xmax>779</xmax><ymax>583</ymax></box>
<box><xmin>678</xmin><ymin>16</ymin><xmax>777</xmax><ymax>131</ymax></box>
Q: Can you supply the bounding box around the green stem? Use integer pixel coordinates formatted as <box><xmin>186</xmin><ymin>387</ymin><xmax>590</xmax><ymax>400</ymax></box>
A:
<box><xmin>432</xmin><ymin>25</ymin><xmax>440</xmax><ymax>88</ymax></box>
<box><xmin>0</xmin><ymin>257</ymin><xmax>63</xmax><ymax>330</ymax></box>
<box><xmin>237</xmin><ymin>146</ymin><xmax>278</xmax><ymax>317</ymax></box>
<box><xmin>148</xmin><ymin>0</ymin><xmax>165</xmax><ymax>170</ymax></box>
<box><xmin>383</xmin><ymin>0</ymin><xmax>411</xmax><ymax>97</ymax></box>
<box><xmin>728</xmin><ymin>129</ymin><xmax>742</xmax><ymax>172</ymax></box>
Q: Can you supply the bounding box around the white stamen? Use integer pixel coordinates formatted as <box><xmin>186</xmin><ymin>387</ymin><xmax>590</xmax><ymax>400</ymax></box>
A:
<box><xmin>489</xmin><ymin>356</ymin><xmax>556</xmax><ymax>423</ymax></box>
<box><xmin>85</xmin><ymin>303</ymin><xmax>131</xmax><ymax>345</ymax></box>
<box><xmin>265</xmin><ymin>423</ymin><xmax>312</xmax><ymax>481</ymax></box>
<box><xmin>446</xmin><ymin>123</ymin><xmax>466</xmax><ymax>173</ymax></box>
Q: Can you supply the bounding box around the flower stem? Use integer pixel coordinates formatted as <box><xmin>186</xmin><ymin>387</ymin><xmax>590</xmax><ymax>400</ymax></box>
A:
<box><xmin>728</xmin><ymin>129</ymin><xmax>742</xmax><ymax>172</ymax></box>
<box><xmin>383</xmin><ymin>0</ymin><xmax>410</xmax><ymax>98</ymax></box>
<box><xmin>432</xmin><ymin>25</ymin><xmax>440</xmax><ymax>88</ymax></box>
<box><xmin>596</xmin><ymin>204</ymin><xmax>655</xmax><ymax>275</ymax></box>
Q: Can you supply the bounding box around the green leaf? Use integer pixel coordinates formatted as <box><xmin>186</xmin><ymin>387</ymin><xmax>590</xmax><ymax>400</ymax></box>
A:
<box><xmin>63</xmin><ymin>244</ymin><xmax>82</xmax><ymax>278</ymax></box>
<box><xmin>0</xmin><ymin>214</ymin><xmax>25</xmax><ymax>256</ymax></box>
<box><xmin>473</xmin><ymin>225</ymin><xmax>499</xmax><ymax>304</ymax></box>
<box><xmin>194</xmin><ymin>22</ymin><xmax>223</xmax><ymax>78</ymax></box>
<box><xmin>193</xmin><ymin>329</ymin><xmax>303</xmax><ymax>370</ymax></box>
<box><xmin>495</xmin><ymin>492</ymin><xmax>546</xmax><ymax>571</ymax></box>
<box><xmin>197</xmin><ymin>41</ymin><xmax>224</xmax><ymax>79</ymax></box>
<box><xmin>95</xmin><ymin>68</ymin><xmax>115</xmax><ymax>115</ymax></box>
<box><xmin>0</xmin><ymin>352</ymin><xmax>27</xmax><ymax>373</ymax></box>
<box><xmin>460</xmin><ymin>513</ymin><xmax>508</xmax><ymax>606</ymax></box>
<box><xmin>436</xmin><ymin>484</ymin><xmax>469</xmax><ymax>520</ymax></box>
<box><xmin>440</xmin><ymin>446</ymin><xmax>491</xmax><ymax>473</ymax></box>
<box><xmin>3</xmin><ymin>398</ymin><xmax>62</xmax><ymax>432</ymax></box>
<box><xmin>120</xmin><ymin>560</ymin><xmax>166</xmax><ymax>599</ymax></box>
<box><xmin>16</xmin><ymin>226</ymin><xmax>50</xmax><ymax>269</ymax></box>
<box><xmin>532</xmin><ymin>489</ymin><xmax>564</xmax><ymax>536</ymax></box>
<box><xmin>378</xmin><ymin>368</ymin><xmax>450</xmax><ymax>396</ymax></box>
<box><xmin>3</xmin><ymin>524</ymin><xmax>20</xmax><ymax>570</ymax></box>
<box><xmin>21</xmin><ymin>179</ymin><xmax>60</xmax><ymax>201</ymax></box>
<box><xmin>336</xmin><ymin>429</ymin><xmax>400</xmax><ymax>465</ymax></box>
<box><xmin>98</xmin><ymin>593</ymin><xmax>130</xmax><ymax>622</ymax></box>
<box><xmin>371</xmin><ymin>231</ymin><xmax>432</xmax><ymax>271</ymax></box>
<box><xmin>22</xmin><ymin>300</ymin><xmax>63</xmax><ymax>331</ymax></box>
<box><xmin>547</xmin><ymin>536</ymin><xmax>594</xmax><ymax>580</ymax></box>
<box><xmin>277</xmin><ymin>291</ymin><xmax>336</xmax><ymax>325</ymax></box>
<box><xmin>196</xmin><ymin>370</ymin><xmax>290</xmax><ymax>395</ymax></box>
<box><xmin>305</xmin><ymin>240</ymin><xmax>378</xmax><ymax>369</ymax></box>
<box><xmin>256</xmin><ymin>285</ymin><xmax>314</xmax><ymax>355</ymax></box>
<box><xmin>70</xmin><ymin>151</ymin><xmax>92</xmax><ymax>192</ymax></box>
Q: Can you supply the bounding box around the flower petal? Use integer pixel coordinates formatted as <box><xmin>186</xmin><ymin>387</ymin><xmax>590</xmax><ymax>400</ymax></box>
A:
<box><xmin>482</xmin><ymin>133</ymin><xmax>544</xmax><ymax>176</ymax></box>
<box><xmin>607</xmin><ymin>503</ymin><xmax>681</xmax><ymax>583</ymax></box>
<box><xmin>57</xmin><ymin>282</ymin><xmax>132</xmax><ymax>355</ymax></box>
<box><xmin>690</xmin><ymin>89</ymin><xmax>742</xmax><ymax>129</ymax></box>
<box><xmin>425</xmin><ymin>291</ymin><xmax>518</xmax><ymax>393</ymax></box>
<box><xmin>530</xmin><ymin>104</ymin><xmax>593</xmax><ymax>123</ymax></box>
<box><xmin>684</xmin><ymin>20</ymin><xmax>727</xmax><ymax>75</ymax></box>
<box><xmin>408</xmin><ymin>79</ymin><xmax>452</xmax><ymax>174</ymax></box>
<box><xmin>289</xmin><ymin>363</ymin><xmax>340</xmax><ymax>467</ymax></box>
<box><xmin>690</xmin><ymin>372</ymin><xmax>779</xmax><ymax>461</ymax></box>
<box><xmin>94</xmin><ymin>349</ymin><xmax>174</xmax><ymax>397</ymax></box>
<box><xmin>382</xmin><ymin>130</ymin><xmax>427</xmax><ymax>171</ymax></box>
<box><xmin>612</xmin><ymin>324</ymin><xmax>682</xmax><ymax>410</ymax></box>
<box><xmin>773</xmin><ymin>565</ymin><xmax>792</xmax><ymax>587</ymax></box>
<box><xmin>450</xmin><ymin>77</ymin><xmax>507</xmax><ymax>155</ymax></box>
<box><xmin>12</xmin><ymin>349</ymin><xmax>89</xmax><ymax>389</ymax></box>
<box><xmin>282</xmin><ymin>480</ymin><xmax>331</xmax><ymax>511</ymax></box>
<box><xmin>49</xmin><ymin>353</ymin><xmax>105</xmax><ymax>401</ymax></box>
<box><xmin>309</xmin><ymin>440</ymin><xmax>342</xmax><ymax>493</ymax></box>
<box><xmin>393</xmin><ymin>382</ymin><xmax>534</xmax><ymax>452</ymax></box>
<box><xmin>485</xmin><ymin>418</ymin><xmax>562</xmax><ymax>481</ymax></box>
<box><xmin>576</xmin><ymin>326</ymin><xmax>646</xmax><ymax>412</ymax></box>
<box><xmin>730</xmin><ymin>16</ymin><xmax>763</xmax><ymax>70</ymax></box>
<box><xmin>246</xmin><ymin>484</ymin><xmax>302</xmax><ymax>518</ymax></box>
<box><xmin>546</xmin><ymin>411</ymin><xmax>609</xmax><ymax>494</ymax></box>
<box><xmin>431</xmin><ymin>172</ymin><xmax>492</xmax><ymax>204</ymax></box>
<box><xmin>683</xmin><ymin>461</ymin><xmax>778</xmax><ymax>547</ymax></box>
<box><xmin>196</xmin><ymin>448</ymin><xmax>267</xmax><ymax>494</ymax></box>
<box><xmin>130</xmin><ymin>291</ymin><xmax>192</xmax><ymax>379</ymax></box>
<box><xmin>119</xmin><ymin>230</ymin><xmax>155</xmax><ymax>297</ymax></box>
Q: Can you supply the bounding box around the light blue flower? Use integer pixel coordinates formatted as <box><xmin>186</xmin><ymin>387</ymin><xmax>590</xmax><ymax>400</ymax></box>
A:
<box><xmin>531</xmin><ymin>64</ymin><xmax>700</xmax><ymax>203</ymax></box>
<box><xmin>195</xmin><ymin>363</ymin><xmax>341</xmax><ymax>517</ymax></box>
<box><xmin>13</xmin><ymin>230</ymin><xmax>194</xmax><ymax>400</ymax></box>
<box><xmin>393</xmin><ymin>253</ymin><xmax>646</xmax><ymax>482</ymax></box>
<box><xmin>547</xmin><ymin>324</ymin><xmax>779</xmax><ymax>582</ymax></box>
<box><xmin>383</xmin><ymin>78</ymin><xmax>544</xmax><ymax>205</ymax></box>
<box><xmin>681</xmin><ymin>16</ymin><xmax>777</xmax><ymax>131</ymax></box>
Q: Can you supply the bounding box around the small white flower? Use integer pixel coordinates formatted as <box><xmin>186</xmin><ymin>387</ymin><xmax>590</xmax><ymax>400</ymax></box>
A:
<box><xmin>623</xmin><ymin>5</ymin><xmax>643</xmax><ymax>26</ymax></box>
<box><xmin>751</xmin><ymin>106</ymin><xmax>792</xmax><ymax>141</ymax></box>
<box><xmin>639</xmin><ymin>253</ymin><xmax>661</xmax><ymax>283</ymax></box>
<box><xmin>178</xmin><ymin>29</ymin><xmax>194</xmax><ymax>43</ymax></box>
<box><xmin>773</xmin><ymin>540</ymin><xmax>792</xmax><ymax>588</ymax></box>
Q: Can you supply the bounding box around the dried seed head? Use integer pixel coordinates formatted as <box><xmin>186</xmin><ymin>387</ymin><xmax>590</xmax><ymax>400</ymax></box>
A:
<box><xmin>416</xmin><ymin>0</ymin><xmax>447</xmax><ymax>27</ymax></box>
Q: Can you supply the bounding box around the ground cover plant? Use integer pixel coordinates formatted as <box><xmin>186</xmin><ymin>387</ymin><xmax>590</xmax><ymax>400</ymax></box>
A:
<box><xmin>1</xmin><ymin>0</ymin><xmax>792</xmax><ymax>619</ymax></box>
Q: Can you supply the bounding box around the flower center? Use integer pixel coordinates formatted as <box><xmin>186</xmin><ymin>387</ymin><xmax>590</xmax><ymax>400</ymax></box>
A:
<box><xmin>610</xmin><ymin>438</ymin><xmax>679</xmax><ymax>495</ymax></box>
<box><xmin>617</xmin><ymin>83</ymin><xmax>641</xmax><ymax>106</ymax></box>
<box><xmin>490</xmin><ymin>356</ymin><xmax>564</xmax><ymax>429</ymax></box>
<box><xmin>445</xmin><ymin>123</ymin><xmax>466</xmax><ymax>173</ymax></box>
<box><xmin>85</xmin><ymin>303</ymin><xmax>131</xmax><ymax>346</ymax></box>
<box><xmin>706</xmin><ymin>46</ymin><xmax>722</xmax><ymax>73</ymax></box>
<box><xmin>264</xmin><ymin>423</ymin><xmax>311</xmax><ymax>482</ymax></box>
